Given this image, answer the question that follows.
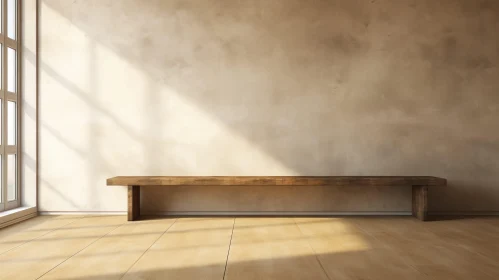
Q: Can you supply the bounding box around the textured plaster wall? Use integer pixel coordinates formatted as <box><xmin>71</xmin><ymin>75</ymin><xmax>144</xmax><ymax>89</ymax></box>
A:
<box><xmin>39</xmin><ymin>0</ymin><xmax>499</xmax><ymax>213</ymax></box>
<box><xmin>22</xmin><ymin>0</ymin><xmax>38</xmax><ymax>208</ymax></box>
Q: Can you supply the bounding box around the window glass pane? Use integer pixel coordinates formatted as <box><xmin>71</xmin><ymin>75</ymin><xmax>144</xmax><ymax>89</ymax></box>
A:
<box><xmin>7</xmin><ymin>154</ymin><xmax>16</xmax><ymax>201</ymax></box>
<box><xmin>7</xmin><ymin>47</ymin><xmax>16</xmax><ymax>93</ymax></box>
<box><xmin>8</xmin><ymin>101</ymin><xmax>15</xmax><ymax>145</ymax></box>
<box><xmin>7</xmin><ymin>0</ymin><xmax>16</xmax><ymax>40</ymax></box>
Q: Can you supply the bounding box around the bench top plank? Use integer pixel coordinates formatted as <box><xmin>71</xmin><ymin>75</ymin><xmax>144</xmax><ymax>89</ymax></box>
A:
<box><xmin>107</xmin><ymin>176</ymin><xmax>446</xmax><ymax>186</ymax></box>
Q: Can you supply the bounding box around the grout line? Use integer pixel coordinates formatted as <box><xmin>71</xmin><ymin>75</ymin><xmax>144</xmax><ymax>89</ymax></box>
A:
<box><xmin>35</xmin><ymin>218</ymin><xmax>127</xmax><ymax>280</ymax></box>
<box><xmin>292</xmin><ymin>218</ymin><xmax>332</xmax><ymax>280</ymax></box>
<box><xmin>118</xmin><ymin>218</ymin><xmax>178</xmax><ymax>280</ymax></box>
<box><xmin>0</xmin><ymin>215</ymin><xmax>87</xmax><ymax>256</ymax></box>
<box><xmin>222</xmin><ymin>217</ymin><xmax>236</xmax><ymax>280</ymax></box>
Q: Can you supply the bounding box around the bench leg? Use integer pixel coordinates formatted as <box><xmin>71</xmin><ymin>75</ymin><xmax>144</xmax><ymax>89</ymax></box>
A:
<box><xmin>412</xmin><ymin>185</ymin><xmax>428</xmax><ymax>221</ymax></box>
<box><xmin>128</xmin><ymin>185</ymin><xmax>140</xmax><ymax>221</ymax></box>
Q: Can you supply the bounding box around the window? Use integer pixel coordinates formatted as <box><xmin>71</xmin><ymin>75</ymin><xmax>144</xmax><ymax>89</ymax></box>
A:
<box><xmin>0</xmin><ymin>0</ymin><xmax>19</xmax><ymax>212</ymax></box>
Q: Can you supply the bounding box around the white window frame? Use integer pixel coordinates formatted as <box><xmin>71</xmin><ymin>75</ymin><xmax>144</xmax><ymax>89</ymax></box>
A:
<box><xmin>0</xmin><ymin>0</ymin><xmax>21</xmax><ymax>212</ymax></box>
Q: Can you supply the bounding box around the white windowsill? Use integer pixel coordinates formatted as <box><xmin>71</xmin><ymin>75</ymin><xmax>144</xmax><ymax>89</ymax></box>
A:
<box><xmin>0</xmin><ymin>206</ymin><xmax>38</xmax><ymax>229</ymax></box>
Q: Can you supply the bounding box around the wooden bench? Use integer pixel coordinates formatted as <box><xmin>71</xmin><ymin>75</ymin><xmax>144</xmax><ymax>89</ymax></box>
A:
<box><xmin>106</xmin><ymin>176</ymin><xmax>446</xmax><ymax>222</ymax></box>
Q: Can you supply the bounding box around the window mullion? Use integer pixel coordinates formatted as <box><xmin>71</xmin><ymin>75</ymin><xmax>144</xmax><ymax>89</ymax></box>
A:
<box><xmin>5</xmin><ymin>145</ymin><xmax>15</xmax><ymax>154</ymax></box>
<box><xmin>4</xmin><ymin>37</ymin><xmax>14</xmax><ymax>49</ymax></box>
<box><xmin>5</xmin><ymin>91</ymin><xmax>15</xmax><ymax>101</ymax></box>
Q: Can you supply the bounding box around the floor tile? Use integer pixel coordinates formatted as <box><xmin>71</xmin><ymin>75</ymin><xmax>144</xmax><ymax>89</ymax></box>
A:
<box><xmin>416</xmin><ymin>264</ymin><xmax>497</xmax><ymax>280</ymax></box>
<box><xmin>0</xmin><ymin>215</ymin><xmax>85</xmax><ymax>255</ymax></box>
<box><xmin>232</xmin><ymin>218</ymin><xmax>303</xmax><ymax>243</ymax></box>
<box><xmin>1</xmin><ymin>216</ymin><xmax>498</xmax><ymax>280</ymax></box>
<box><xmin>225</xmin><ymin>218</ymin><xmax>329</xmax><ymax>280</ymax></box>
<box><xmin>294</xmin><ymin>217</ymin><xmax>364</xmax><ymax>236</ymax></box>
<box><xmin>121</xmin><ymin>218</ymin><xmax>234</xmax><ymax>280</ymax></box>
<box><xmin>0</xmin><ymin>215</ymin><xmax>125</xmax><ymax>280</ymax></box>
<box><xmin>40</xmin><ymin>218</ymin><xmax>176</xmax><ymax>280</ymax></box>
<box><xmin>350</xmin><ymin>216</ymin><xmax>423</xmax><ymax>234</ymax></box>
<box><xmin>317</xmin><ymin>247</ymin><xmax>427</xmax><ymax>280</ymax></box>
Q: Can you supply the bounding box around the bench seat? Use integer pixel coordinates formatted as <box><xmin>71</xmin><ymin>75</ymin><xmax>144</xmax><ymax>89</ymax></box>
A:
<box><xmin>106</xmin><ymin>176</ymin><xmax>446</xmax><ymax>221</ymax></box>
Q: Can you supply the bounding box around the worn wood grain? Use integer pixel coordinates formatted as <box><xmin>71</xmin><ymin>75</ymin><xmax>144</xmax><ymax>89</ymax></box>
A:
<box><xmin>108</xmin><ymin>176</ymin><xmax>446</xmax><ymax>187</ymax></box>
<box><xmin>412</xmin><ymin>185</ymin><xmax>428</xmax><ymax>221</ymax></box>
<box><xmin>128</xmin><ymin>186</ymin><xmax>140</xmax><ymax>221</ymax></box>
<box><xmin>113</xmin><ymin>176</ymin><xmax>445</xmax><ymax>222</ymax></box>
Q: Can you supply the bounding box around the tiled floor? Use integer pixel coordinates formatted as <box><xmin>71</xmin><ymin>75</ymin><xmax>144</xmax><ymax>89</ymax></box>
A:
<box><xmin>0</xmin><ymin>215</ymin><xmax>498</xmax><ymax>280</ymax></box>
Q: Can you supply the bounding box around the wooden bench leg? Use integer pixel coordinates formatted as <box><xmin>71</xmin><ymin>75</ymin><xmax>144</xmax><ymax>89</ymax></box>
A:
<box><xmin>412</xmin><ymin>185</ymin><xmax>428</xmax><ymax>221</ymax></box>
<box><xmin>128</xmin><ymin>185</ymin><xmax>140</xmax><ymax>221</ymax></box>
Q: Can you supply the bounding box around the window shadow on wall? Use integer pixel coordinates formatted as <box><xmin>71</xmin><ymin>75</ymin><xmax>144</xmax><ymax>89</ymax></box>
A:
<box><xmin>37</xmin><ymin>0</ymin><xmax>499</xmax><ymax>212</ymax></box>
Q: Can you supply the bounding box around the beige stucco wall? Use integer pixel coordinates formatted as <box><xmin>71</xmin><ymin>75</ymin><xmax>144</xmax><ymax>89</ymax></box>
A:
<box><xmin>22</xmin><ymin>0</ymin><xmax>38</xmax><ymax>208</ymax></box>
<box><xmin>39</xmin><ymin>0</ymin><xmax>499</xmax><ymax>214</ymax></box>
